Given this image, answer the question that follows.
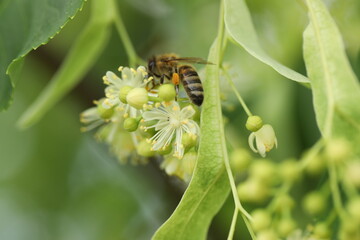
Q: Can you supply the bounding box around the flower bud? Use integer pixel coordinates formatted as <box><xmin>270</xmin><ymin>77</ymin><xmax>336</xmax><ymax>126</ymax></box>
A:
<box><xmin>136</xmin><ymin>139</ymin><xmax>155</xmax><ymax>157</ymax></box>
<box><xmin>257</xmin><ymin>229</ymin><xmax>278</xmax><ymax>240</ymax></box>
<box><xmin>161</xmin><ymin>156</ymin><xmax>180</xmax><ymax>176</ymax></box>
<box><xmin>313</xmin><ymin>223</ymin><xmax>331</xmax><ymax>239</ymax></box>
<box><xmin>279</xmin><ymin>159</ymin><xmax>301</xmax><ymax>182</ymax></box>
<box><xmin>158</xmin><ymin>84</ymin><xmax>176</xmax><ymax>102</ymax></box>
<box><xmin>119</xmin><ymin>85</ymin><xmax>134</xmax><ymax>103</ymax></box>
<box><xmin>249</xmin><ymin>159</ymin><xmax>276</xmax><ymax>184</ymax></box>
<box><xmin>97</xmin><ymin>99</ymin><xmax>115</xmax><ymax>119</ymax></box>
<box><xmin>191</xmin><ymin>104</ymin><xmax>201</xmax><ymax>122</ymax></box>
<box><xmin>251</xmin><ymin>209</ymin><xmax>272</xmax><ymax>232</ymax></box>
<box><xmin>344</xmin><ymin>160</ymin><xmax>360</xmax><ymax>188</ymax></box>
<box><xmin>237</xmin><ymin>178</ymin><xmax>269</xmax><ymax>203</ymax></box>
<box><xmin>123</xmin><ymin>117</ymin><xmax>140</xmax><ymax>132</ymax></box>
<box><xmin>347</xmin><ymin>197</ymin><xmax>360</xmax><ymax>222</ymax></box>
<box><xmin>230</xmin><ymin>148</ymin><xmax>252</xmax><ymax>173</ymax></box>
<box><xmin>302</xmin><ymin>191</ymin><xmax>327</xmax><ymax>216</ymax></box>
<box><xmin>181</xmin><ymin>151</ymin><xmax>197</xmax><ymax>182</ymax></box>
<box><xmin>182</xmin><ymin>132</ymin><xmax>198</xmax><ymax>150</ymax></box>
<box><xmin>339</xmin><ymin>220</ymin><xmax>360</xmax><ymax>240</ymax></box>
<box><xmin>273</xmin><ymin>195</ymin><xmax>295</xmax><ymax>212</ymax></box>
<box><xmin>246</xmin><ymin>115</ymin><xmax>263</xmax><ymax>132</ymax></box>
<box><xmin>277</xmin><ymin>219</ymin><xmax>296</xmax><ymax>238</ymax></box>
<box><xmin>324</xmin><ymin>138</ymin><xmax>351</xmax><ymax>164</ymax></box>
<box><xmin>126</xmin><ymin>88</ymin><xmax>149</xmax><ymax>109</ymax></box>
<box><xmin>304</xmin><ymin>154</ymin><xmax>326</xmax><ymax>176</ymax></box>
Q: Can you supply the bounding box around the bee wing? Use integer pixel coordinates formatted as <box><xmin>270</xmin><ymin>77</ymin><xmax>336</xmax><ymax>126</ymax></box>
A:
<box><xmin>162</xmin><ymin>57</ymin><xmax>215</xmax><ymax>65</ymax></box>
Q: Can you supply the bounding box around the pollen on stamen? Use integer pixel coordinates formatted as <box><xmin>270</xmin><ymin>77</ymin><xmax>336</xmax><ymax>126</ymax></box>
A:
<box><xmin>172</xmin><ymin>106</ymin><xmax>180</xmax><ymax>111</ymax></box>
<box><xmin>146</xmin><ymin>138</ymin><xmax>151</xmax><ymax>143</ymax></box>
<box><xmin>118</xmin><ymin>66</ymin><xmax>124</xmax><ymax>72</ymax></box>
<box><xmin>155</xmin><ymin>102</ymin><xmax>161</xmax><ymax>108</ymax></box>
<box><xmin>123</xmin><ymin>113</ymin><xmax>129</xmax><ymax>118</ymax></box>
<box><xmin>131</xmin><ymin>68</ymin><xmax>136</xmax><ymax>74</ymax></box>
<box><xmin>102</xmin><ymin>76</ymin><xmax>109</xmax><ymax>84</ymax></box>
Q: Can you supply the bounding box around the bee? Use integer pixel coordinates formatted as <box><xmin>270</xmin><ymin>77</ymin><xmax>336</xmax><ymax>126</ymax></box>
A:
<box><xmin>147</xmin><ymin>54</ymin><xmax>212</xmax><ymax>106</ymax></box>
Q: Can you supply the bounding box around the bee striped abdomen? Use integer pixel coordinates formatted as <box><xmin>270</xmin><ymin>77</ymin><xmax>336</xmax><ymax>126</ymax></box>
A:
<box><xmin>179</xmin><ymin>65</ymin><xmax>204</xmax><ymax>106</ymax></box>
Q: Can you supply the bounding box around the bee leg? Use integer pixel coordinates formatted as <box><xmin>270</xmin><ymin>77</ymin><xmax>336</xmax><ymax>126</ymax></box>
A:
<box><xmin>160</xmin><ymin>74</ymin><xmax>171</xmax><ymax>84</ymax></box>
<box><xmin>175</xmin><ymin>84</ymin><xmax>179</xmax><ymax>101</ymax></box>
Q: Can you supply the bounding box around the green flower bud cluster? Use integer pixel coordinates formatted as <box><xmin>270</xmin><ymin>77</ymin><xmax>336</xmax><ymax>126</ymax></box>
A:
<box><xmin>232</xmin><ymin>135</ymin><xmax>358</xmax><ymax>239</ymax></box>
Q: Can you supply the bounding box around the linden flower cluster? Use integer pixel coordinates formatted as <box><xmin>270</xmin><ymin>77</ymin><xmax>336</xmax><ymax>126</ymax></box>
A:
<box><xmin>230</xmin><ymin>137</ymin><xmax>360</xmax><ymax>240</ymax></box>
<box><xmin>80</xmin><ymin>66</ymin><xmax>200</xmax><ymax>181</ymax></box>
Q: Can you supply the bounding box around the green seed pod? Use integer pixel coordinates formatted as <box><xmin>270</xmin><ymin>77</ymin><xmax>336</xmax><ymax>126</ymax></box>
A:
<box><xmin>158</xmin><ymin>84</ymin><xmax>176</xmax><ymax>102</ymax></box>
<box><xmin>251</xmin><ymin>209</ymin><xmax>272</xmax><ymax>232</ymax></box>
<box><xmin>230</xmin><ymin>148</ymin><xmax>252</xmax><ymax>173</ymax></box>
<box><xmin>246</xmin><ymin>115</ymin><xmax>263</xmax><ymax>132</ymax></box>
<box><xmin>127</xmin><ymin>88</ymin><xmax>149</xmax><ymax>109</ymax></box>
<box><xmin>123</xmin><ymin>117</ymin><xmax>140</xmax><ymax>132</ymax></box>
<box><xmin>119</xmin><ymin>85</ymin><xmax>134</xmax><ymax>103</ymax></box>
<box><xmin>97</xmin><ymin>99</ymin><xmax>115</xmax><ymax>119</ymax></box>
<box><xmin>136</xmin><ymin>139</ymin><xmax>155</xmax><ymax>157</ymax></box>
<box><xmin>302</xmin><ymin>191</ymin><xmax>327</xmax><ymax>216</ymax></box>
<box><xmin>277</xmin><ymin>219</ymin><xmax>297</xmax><ymax>238</ymax></box>
<box><xmin>279</xmin><ymin>159</ymin><xmax>301</xmax><ymax>182</ymax></box>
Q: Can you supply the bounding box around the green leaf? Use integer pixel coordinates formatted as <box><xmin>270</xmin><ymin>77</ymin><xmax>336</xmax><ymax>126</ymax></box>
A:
<box><xmin>0</xmin><ymin>0</ymin><xmax>85</xmax><ymax>111</ymax></box>
<box><xmin>152</xmin><ymin>38</ymin><xmax>230</xmax><ymax>240</ymax></box>
<box><xmin>303</xmin><ymin>0</ymin><xmax>360</xmax><ymax>150</ymax></box>
<box><xmin>17</xmin><ymin>0</ymin><xmax>114</xmax><ymax>129</ymax></box>
<box><xmin>224</xmin><ymin>0</ymin><xmax>310</xmax><ymax>84</ymax></box>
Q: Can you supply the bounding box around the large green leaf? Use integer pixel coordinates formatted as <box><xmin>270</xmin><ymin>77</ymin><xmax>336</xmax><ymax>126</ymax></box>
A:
<box><xmin>152</xmin><ymin>37</ymin><xmax>230</xmax><ymax>239</ymax></box>
<box><xmin>0</xmin><ymin>0</ymin><xmax>85</xmax><ymax>111</ymax></box>
<box><xmin>17</xmin><ymin>0</ymin><xmax>114</xmax><ymax>129</ymax></box>
<box><xmin>224</xmin><ymin>0</ymin><xmax>309</xmax><ymax>84</ymax></box>
<box><xmin>303</xmin><ymin>0</ymin><xmax>360</xmax><ymax>151</ymax></box>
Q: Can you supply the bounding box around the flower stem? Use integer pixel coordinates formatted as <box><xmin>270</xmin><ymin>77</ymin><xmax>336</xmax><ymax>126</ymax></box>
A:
<box><xmin>227</xmin><ymin>208</ymin><xmax>238</xmax><ymax>240</ymax></box>
<box><xmin>299</xmin><ymin>139</ymin><xmax>324</xmax><ymax>170</ymax></box>
<box><xmin>328</xmin><ymin>162</ymin><xmax>347</xmax><ymax>220</ymax></box>
<box><xmin>222</xmin><ymin>67</ymin><xmax>253</xmax><ymax>117</ymax></box>
<box><xmin>112</xmin><ymin>0</ymin><xmax>140</xmax><ymax>67</ymax></box>
<box><xmin>216</xmin><ymin>0</ymin><xmax>255</xmax><ymax>237</ymax></box>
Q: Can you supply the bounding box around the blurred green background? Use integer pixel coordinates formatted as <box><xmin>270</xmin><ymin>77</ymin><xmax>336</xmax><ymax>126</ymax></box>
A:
<box><xmin>1</xmin><ymin>0</ymin><xmax>359</xmax><ymax>239</ymax></box>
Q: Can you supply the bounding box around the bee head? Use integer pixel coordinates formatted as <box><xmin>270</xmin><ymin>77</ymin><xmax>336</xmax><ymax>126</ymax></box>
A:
<box><xmin>148</xmin><ymin>56</ymin><xmax>156</xmax><ymax>75</ymax></box>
